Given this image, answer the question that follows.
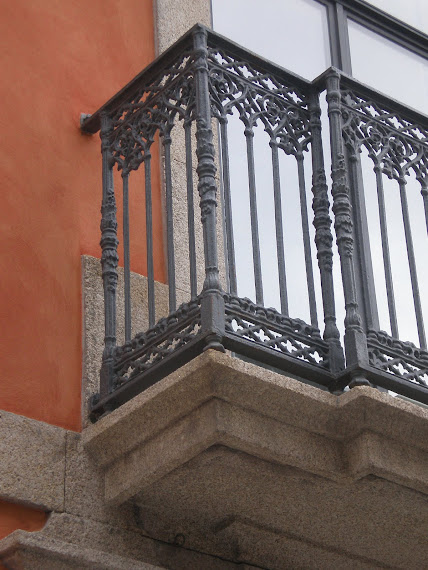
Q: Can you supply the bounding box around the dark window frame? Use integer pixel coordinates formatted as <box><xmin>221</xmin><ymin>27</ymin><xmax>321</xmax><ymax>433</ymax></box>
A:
<box><xmin>314</xmin><ymin>0</ymin><xmax>428</xmax><ymax>74</ymax></box>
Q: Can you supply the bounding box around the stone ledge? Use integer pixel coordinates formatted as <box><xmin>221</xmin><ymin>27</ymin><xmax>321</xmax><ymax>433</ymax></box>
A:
<box><xmin>83</xmin><ymin>349</ymin><xmax>428</xmax><ymax>504</ymax></box>
<box><xmin>345</xmin><ymin>429</ymin><xmax>428</xmax><ymax>494</ymax></box>
<box><xmin>82</xmin><ymin>350</ymin><xmax>336</xmax><ymax>469</ymax></box>
<box><xmin>103</xmin><ymin>397</ymin><xmax>344</xmax><ymax>505</ymax></box>
<box><xmin>214</xmin><ymin>516</ymin><xmax>385</xmax><ymax>569</ymax></box>
<box><xmin>0</xmin><ymin>410</ymin><xmax>66</xmax><ymax>511</ymax></box>
<box><xmin>0</xmin><ymin>513</ymin><xmax>257</xmax><ymax>570</ymax></box>
<box><xmin>0</xmin><ymin>530</ymin><xmax>162</xmax><ymax>570</ymax></box>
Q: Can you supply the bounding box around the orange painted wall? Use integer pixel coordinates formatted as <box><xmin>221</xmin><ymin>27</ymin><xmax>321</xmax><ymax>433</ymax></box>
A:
<box><xmin>0</xmin><ymin>0</ymin><xmax>164</xmax><ymax>432</ymax></box>
<box><xmin>0</xmin><ymin>500</ymin><xmax>48</xmax><ymax>540</ymax></box>
<box><xmin>0</xmin><ymin>500</ymin><xmax>48</xmax><ymax>568</ymax></box>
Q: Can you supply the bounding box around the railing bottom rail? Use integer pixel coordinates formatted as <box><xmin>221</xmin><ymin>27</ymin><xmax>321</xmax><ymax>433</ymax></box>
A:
<box><xmin>90</xmin><ymin>293</ymin><xmax>337</xmax><ymax>421</ymax></box>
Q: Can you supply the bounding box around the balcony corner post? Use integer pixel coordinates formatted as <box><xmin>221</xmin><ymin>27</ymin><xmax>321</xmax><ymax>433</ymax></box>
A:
<box><xmin>192</xmin><ymin>26</ymin><xmax>225</xmax><ymax>353</ymax></box>
<box><xmin>325</xmin><ymin>70</ymin><xmax>369</xmax><ymax>386</ymax></box>
<box><xmin>99</xmin><ymin>113</ymin><xmax>119</xmax><ymax>398</ymax></box>
<box><xmin>309</xmin><ymin>90</ymin><xmax>344</xmax><ymax>375</ymax></box>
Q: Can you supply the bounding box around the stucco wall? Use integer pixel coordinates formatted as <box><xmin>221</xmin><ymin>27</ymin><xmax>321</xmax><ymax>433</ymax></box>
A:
<box><xmin>0</xmin><ymin>0</ymin><xmax>162</xmax><ymax>543</ymax></box>
<box><xmin>0</xmin><ymin>0</ymin><xmax>163</xmax><ymax>432</ymax></box>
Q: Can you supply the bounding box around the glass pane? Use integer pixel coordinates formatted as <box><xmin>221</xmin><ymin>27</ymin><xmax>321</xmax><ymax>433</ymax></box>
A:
<box><xmin>212</xmin><ymin>0</ymin><xmax>330</xmax><ymax>327</ymax></box>
<box><xmin>363</xmin><ymin>0</ymin><xmax>428</xmax><ymax>35</ymax></box>
<box><xmin>348</xmin><ymin>20</ymin><xmax>428</xmax><ymax>114</ymax></box>
<box><xmin>212</xmin><ymin>0</ymin><xmax>330</xmax><ymax>80</ymax></box>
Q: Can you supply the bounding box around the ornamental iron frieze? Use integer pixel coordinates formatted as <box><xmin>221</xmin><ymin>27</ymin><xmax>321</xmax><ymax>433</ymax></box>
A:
<box><xmin>112</xmin><ymin>297</ymin><xmax>202</xmax><ymax>390</ymax></box>
<box><xmin>107</xmin><ymin>49</ymin><xmax>197</xmax><ymax>175</ymax></box>
<box><xmin>341</xmin><ymin>88</ymin><xmax>428</xmax><ymax>188</ymax></box>
<box><xmin>224</xmin><ymin>294</ymin><xmax>330</xmax><ymax>370</ymax></box>
<box><xmin>207</xmin><ymin>46</ymin><xmax>311</xmax><ymax>156</ymax></box>
<box><xmin>367</xmin><ymin>330</ymin><xmax>428</xmax><ymax>387</ymax></box>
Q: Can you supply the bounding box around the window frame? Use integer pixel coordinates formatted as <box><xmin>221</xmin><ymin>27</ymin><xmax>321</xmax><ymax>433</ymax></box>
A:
<box><xmin>314</xmin><ymin>0</ymin><xmax>428</xmax><ymax>75</ymax></box>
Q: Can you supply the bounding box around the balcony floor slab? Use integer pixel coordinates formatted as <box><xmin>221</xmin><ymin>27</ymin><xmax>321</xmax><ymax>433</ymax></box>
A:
<box><xmin>83</xmin><ymin>350</ymin><xmax>428</xmax><ymax>568</ymax></box>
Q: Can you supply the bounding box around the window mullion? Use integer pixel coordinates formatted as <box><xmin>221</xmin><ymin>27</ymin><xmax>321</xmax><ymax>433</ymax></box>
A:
<box><xmin>326</xmin><ymin>1</ymin><xmax>353</xmax><ymax>73</ymax></box>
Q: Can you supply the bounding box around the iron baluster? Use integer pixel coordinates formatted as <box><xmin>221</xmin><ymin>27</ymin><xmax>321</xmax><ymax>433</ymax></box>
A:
<box><xmin>308</xmin><ymin>91</ymin><xmax>344</xmax><ymax>373</ymax></box>
<box><xmin>343</xmin><ymin>145</ymin><xmax>379</xmax><ymax>333</ymax></box>
<box><xmin>144</xmin><ymin>151</ymin><xmax>156</xmax><ymax>328</ymax></box>
<box><xmin>193</xmin><ymin>26</ymin><xmax>225</xmax><ymax>352</ymax></box>
<box><xmin>100</xmin><ymin>114</ymin><xmax>119</xmax><ymax>398</ymax></box>
<box><xmin>326</xmin><ymin>70</ymin><xmax>369</xmax><ymax>383</ymax></box>
<box><xmin>122</xmin><ymin>172</ymin><xmax>132</xmax><ymax>342</ymax></box>
<box><xmin>373</xmin><ymin>164</ymin><xmax>398</xmax><ymax>338</ymax></box>
<box><xmin>219</xmin><ymin>118</ymin><xmax>237</xmax><ymax>296</ymax></box>
<box><xmin>245</xmin><ymin>125</ymin><xmax>264</xmax><ymax>306</ymax></box>
<box><xmin>270</xmin><ymin>140</ymin><xmax>289</xmax><ymax>316</ymax></box>
<box><xmin>163</xmin><ymin>132</ymin><xmax>177</xmax><ymax>313</ymax></box>
<box><xmin>296</xmin><ymin>152</ymin><xmax>318</xmax><ymax>328</ymax></box>
<box><xmin>399</xmin><ymin>178</ymin><xmax>426</xmax><ymax>349</ymax></box>
<box><xmin>184</xmin><ymin>119</ymin><xmax>198</xmax><ymax>300</ymax></box>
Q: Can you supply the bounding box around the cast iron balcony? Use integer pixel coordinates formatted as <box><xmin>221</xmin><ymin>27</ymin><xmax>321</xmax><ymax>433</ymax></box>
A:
<box><xmin>81</xmin><ymin>24</ymin><xmax>428</xmax><ymax>420</ymax></box>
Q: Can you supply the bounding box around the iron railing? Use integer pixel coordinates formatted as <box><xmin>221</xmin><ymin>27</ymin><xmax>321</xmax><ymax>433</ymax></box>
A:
<box><xmin>81</xmin><ymin>24</ymin><xmax>428</xmax><ymax>419</ymax></box>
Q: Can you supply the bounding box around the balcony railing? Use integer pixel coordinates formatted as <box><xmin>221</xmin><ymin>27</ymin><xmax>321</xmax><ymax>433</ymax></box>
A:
<box><xmin>81</xmin><ymin>24</ymin><xmax>428</xmax><ymax>419</ymax></box>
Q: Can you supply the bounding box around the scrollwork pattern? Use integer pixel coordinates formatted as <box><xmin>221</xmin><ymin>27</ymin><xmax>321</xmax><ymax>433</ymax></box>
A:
<box><xmin>207</xmin><ymin>47</ymin><xmax>311</xmax><ymax>156</ymax></box>
<box><xmin>112</xmin><ymin>297</ymin><xmax>202</xmax><ymax>388</ymax></box>
<box><xmin>106</xmin><ymin>49</ymin><xmax>197</xmax><ymax>175</ymax></box>
<box><xmin>100</xmin><ymin>42</ymin><xmax>315</xmax><ymax>174</ymax></box>
<box><xmin>224</xmin><ymin>294</ymin><xmax>329</xmax><ymax>369</ymax></box>
<box><xmin>367</xmin><ymin>330</ymin><xmax>428</xmax><ymax>387</ymax></box>
<box><xmin>113</xmin><ymin>318</ymin><xmax>201</xmax><ymax>389</ymax></box>
<box><xmin>341</xmin><ymin>89</ymin><xmax>428</xmax><ymax>188</ymax></box>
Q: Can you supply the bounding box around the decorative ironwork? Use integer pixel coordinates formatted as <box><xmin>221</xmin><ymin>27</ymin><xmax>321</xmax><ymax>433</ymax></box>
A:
<box><xmin>113</xmin><ymin>297</ymin><xmax>202</xmax><ymax>390</ymax></box>
<box><xmin>339</xmin><ymin>79</ymin><xmax>428</xmax><ymax>351</ymax></box>
<box><xmin>207</xmin><ymin>44</ymin><xmax>319</xmax><ymax>321</ymax></box>
<box><xmin>208</xmin><ymin>46</ymin><xmax>311</xmax><ymax>155</ymax></box>
<box><xmin>325</xmin><ymin>71</ymin><xmax>368</xmax><ymax>388</ymax></box>
<box><xmin>108</xmin><ymin>50</ymin><xmax>197</xmax><ymax>175</ymax></box>
<box><xmin>99</xmin><ymin>115</ymin><xmax>119</xmax><ymax>397</ymax></box>
<box><xmin>341</xmin><ymin>88</ymin><xmax>428</xmax><ymax>188</ymax></box>
<box><xmin>367</xmin><ymin>330</ymin><xmax>428</xmax><ymax>387</ymax></box>
<box><xmin>224</xmin><ymin>295</ymin><xmax>330</xmax><ymax>370</ymax></box>
<box><xmin>308</xmin><ymin>92</ymin><xmax>344</xmax><ymax>372</ymax></box>
<box><xmin>80</xmin><ymin>26</ymin><xmax>428</xmax><ymax>416</ymax></box>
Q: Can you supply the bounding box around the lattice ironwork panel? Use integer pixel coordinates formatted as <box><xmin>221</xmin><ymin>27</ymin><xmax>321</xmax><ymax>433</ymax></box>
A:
<box><xmin>367</xmin><ymin>330</ymin><xmax>428</xmax><ymax>387</ymax></box>
<box><xmin>207</xmin><ymin>45</ymin><xmax>311</xmax><ymax>155</ymax></box>
<box><xmin>108</xmin><ymin>49</ymin><xmax>197</xmax><ymax>175</ymax></box>
<box><xmin>112</xmin><ymin>298</ymin><xmax>202</xmax><ymax>389</ymax></box>
<box><xmin>341</xmin><ymin>86</ymin><xmax>428</xmax><ymax>185</ymax></box>
<box><xmin>224</xmin><ymin>295</ymin><xmax>329</xmax><ymax>370</ymax></box>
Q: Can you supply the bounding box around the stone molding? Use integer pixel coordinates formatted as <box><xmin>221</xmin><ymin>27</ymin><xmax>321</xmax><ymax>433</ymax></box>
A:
<box><xmin>0</xmin><ymin>411</ymin><xmax>66</xmax><ymax>512</ymax></box>
<box><xmin>0</xmin><ymin>529</ymin><xmax>162</xmax><ymax>570</ymax></box>
<box><xmin>0</xmin><ymin>411</ymin><xmax>258</xmax><ymax>569</ymax></box>
<box><xmin>0</xmin><ymin>513</ymin><xmax>252</xmax><ymax>570</ymax></box>
<box><xmin>83</xmin><ymin>350</ymin><xmax>428</xmax><ymax>505</ymax></box>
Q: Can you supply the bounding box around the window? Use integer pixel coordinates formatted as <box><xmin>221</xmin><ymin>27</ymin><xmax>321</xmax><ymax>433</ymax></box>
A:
<box><xmin>213</xmin><ymin>0</ymin><xmax>428</xmax><ymax>112</ymax></box>
<box><xmin>212</xmin><ymin>0</ymin><xmax>331</xmax><ymax>80</ymax></box>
